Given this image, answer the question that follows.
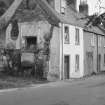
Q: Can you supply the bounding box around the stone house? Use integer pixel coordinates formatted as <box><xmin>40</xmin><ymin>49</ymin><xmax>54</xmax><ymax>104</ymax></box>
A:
<box><xmin>5</xmin><ymin>0</ymin><xmax>105</xmax><ymax>80</ymax></box>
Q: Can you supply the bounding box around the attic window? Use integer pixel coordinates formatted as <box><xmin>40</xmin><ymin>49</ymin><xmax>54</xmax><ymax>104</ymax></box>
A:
<box><xmin>61</xmin><ymin>0</ymin><xmax>66</xmax><ymax>14</ymax></box>
<box><xmin>61</xmin><ymin>7</ymin><xmax>65</xmax><ymax>14</ymax></box>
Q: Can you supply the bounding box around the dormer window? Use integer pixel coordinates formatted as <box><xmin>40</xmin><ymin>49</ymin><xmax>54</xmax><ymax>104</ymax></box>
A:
<box><xmin>61</xmin><ymin>7</ymin><xmax>65</xmax><ymax>14</ymax></box>
<box><xmin>61</xmin><ymin>0</ymin><xmax>66</xmax><ymax>14</ymax></box>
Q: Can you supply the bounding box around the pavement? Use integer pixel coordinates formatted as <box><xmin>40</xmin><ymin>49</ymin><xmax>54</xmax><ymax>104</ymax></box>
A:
<box><xmin>0</xmin><ymin>75</ymin><xmax>105</xmax><ymax>105</ymax></box>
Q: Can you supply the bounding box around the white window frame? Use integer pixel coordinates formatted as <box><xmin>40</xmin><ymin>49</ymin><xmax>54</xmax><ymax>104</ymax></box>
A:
<box><xmin>98</xmin><ymin>36</ymin><xmax>102</xmax><ymax>47</ymax></box>
<box><xmin>91</xmin><ymin>34</ymin><xmax>95</xmax><ymax>47</ymax></box>
<box><xmin>75</xmin><ymin>28</ymin><xmax>80</xmax><ymax>45</ymax></box>
<box><xmin>61</xmin><ymin>7</ymin><xmax>65</xmax><ymax>14</ymax></box>
<box><xmin>64</xmin><ymin>26</ymin><xmax>70</xmax><ymax>44</ymax></box>
<box><xmin>104</xmin><ymin>36</ymin><xmax>105</xmax><ymax>48</ymax></box>
<box><xmin>75</xmin><ymin>54</ymin><xmax>80</xmax><ymax>72</ymax></box>
<box><xmin>104</xmin><ymin>54</ymin><xmax>105</xmax><ymax>66</ymax></box>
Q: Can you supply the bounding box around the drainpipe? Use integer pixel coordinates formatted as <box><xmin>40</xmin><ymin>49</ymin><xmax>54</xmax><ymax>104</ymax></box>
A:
<box><xmin>62</xmin><ymin>23</ymin><xmax>64</xmax><ymax>80</ymax></box>
<box><xmin>59</xmin><ymin>22</ymin><xmax>64</xmax><ymax>80</ymax></box>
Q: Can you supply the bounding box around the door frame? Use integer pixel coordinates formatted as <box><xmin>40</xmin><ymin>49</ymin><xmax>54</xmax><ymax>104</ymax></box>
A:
<box><xmin>63</xmin><ymin>55</ymin><xmax>70</xmax><ymax>79</ymax></box>
<box><xmin>98</xmin><ymin>54</ymin><xmax>101</xmax><ymax>72</ymax></box>
<box><xmin>86</xmin><ymin>52</ymin><xmax>93</xmax><ymax>75</ymax></box>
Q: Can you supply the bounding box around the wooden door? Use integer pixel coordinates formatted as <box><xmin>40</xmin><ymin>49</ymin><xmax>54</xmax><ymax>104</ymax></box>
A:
<box><xmin>64</xmin><ymin>56</ymin><xmax>70</xmax><ymax>79</ymax></box>
<box><xmin>86</xmin><ymin>52</ymin><xmax>93</xmax><ymax>75</ymax></box>
<box><xmin>98</xmin><ymin>54</ymin><xmax>101</xmax><ymax>72</ymax></box>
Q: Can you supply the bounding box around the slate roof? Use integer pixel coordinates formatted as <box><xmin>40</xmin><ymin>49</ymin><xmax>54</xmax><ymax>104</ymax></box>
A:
<box><xmin>36</xmin><ymin>0</ymin><xmax>105</xmax><ymax>35</ymax></box>
<box><xmin>12</xmin><ymin>0</ymin><xmax>105</xmax><ymax>35</ymax></box>
<box><xmin>36</xmin><ymin>0</ymin><xmax>83</xmax><ymax>27</ymax></box>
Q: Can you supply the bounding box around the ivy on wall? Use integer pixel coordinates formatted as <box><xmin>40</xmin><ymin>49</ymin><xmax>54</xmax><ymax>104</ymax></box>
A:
<box><xmin>43</xmin><ymin>25</ymin><xmax>54</xmax><ymax>61</ymax></box>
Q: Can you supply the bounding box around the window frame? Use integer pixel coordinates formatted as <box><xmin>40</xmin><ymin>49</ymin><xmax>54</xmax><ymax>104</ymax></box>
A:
<box><xmin>75</xmin><ymin>54</ymin><xmax>80</xmax><ymax>72</ymax></box>
<box><xmin>64</xmin><ymin>26</ymin><xmax>70</xmax><ymax>44</ymax></box>
<box><xmin>61</xmin><ymin>7</ymin><xmax>65</xmax><ymax>14</ymax></box>
<box><xmin>61</xmin><ymin>0</ymin><xmax>66</xmax><ymax>14</ymax></box>
<box><xmin>104</xmin><ymin>54</ymin><xmax>105</xmax><ymax>66</ymax></box>
<box><xmin>98</xmin><ymin>36</ymin><xmax>102</xmax><ymax>47</ymax></box>
<box><xmin>90</xmin><ymin>33</ymin><xmax>95</xmax><ymax>47</ymax></box>
<box><xmin>75</xmin><ymin>28</ymin><xmax>80</xmax><ymax>45</ymax></box>
<box><xmin>104</xmin><ymin>36</ymin><xmax>105</xmax><ymax>48</ymax></box>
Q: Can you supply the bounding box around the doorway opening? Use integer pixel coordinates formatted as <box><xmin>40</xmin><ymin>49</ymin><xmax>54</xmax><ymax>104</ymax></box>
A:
<box><xmin>86</xmin><ymin>52</ymin><xmax>93</xmax><ymax>75</ymax></box>
<box><xmin>98</xmin><ymin>54</ymin><xmax>101</xmax><ymax>72</ymax></box>
<box><xmin>64</xmin><ymin>55</ymin><xmax>70</xmax><ymax>79</ymax></box>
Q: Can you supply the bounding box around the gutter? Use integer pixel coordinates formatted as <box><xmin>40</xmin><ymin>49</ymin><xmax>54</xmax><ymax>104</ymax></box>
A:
<box><xmin>83</xmin><ymin>28</ymin><xmax>105</xmax><ymax>36</ymax></box>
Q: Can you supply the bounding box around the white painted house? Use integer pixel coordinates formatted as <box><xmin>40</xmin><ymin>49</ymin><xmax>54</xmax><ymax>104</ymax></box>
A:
<box><xmin>62</xmin><ymin>24</ymin><xmax>84</xmax><ymax>78</ymax></box>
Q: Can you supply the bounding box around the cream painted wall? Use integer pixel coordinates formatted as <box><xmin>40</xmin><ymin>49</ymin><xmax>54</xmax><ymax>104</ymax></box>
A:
<box><xmin>6</xmin><ymin>21</ymin><xmax>52</xmax><ymax>50</ymax></box>
<box><xmin>63</xmin><ymin>24</ymin><xmax>84</xmax><ymax>78</ymax></box>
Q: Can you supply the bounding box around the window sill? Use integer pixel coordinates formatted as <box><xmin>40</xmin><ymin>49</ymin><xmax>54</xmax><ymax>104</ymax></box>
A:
<box><xmin>75</xmin><ymin>44</ymin><xmax>80</xmax><ymax>46</ymax></box>
<box><xmin>90</xmin><ymin>45</ymin><xmax>95</xmax><ymax>47</ymax></box>
<box><xmin>75</xmin><ymin>69</ymin><xmax>79</xmax><ymax>73</ymax></box>
<box><xmin>64</xmin><ymin>43</ymin><xmax>70</xmax><ymax>44</ymax></box>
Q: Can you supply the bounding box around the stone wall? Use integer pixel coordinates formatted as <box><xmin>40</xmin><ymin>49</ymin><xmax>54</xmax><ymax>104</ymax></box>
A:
<box><xmin>48</xmin><ymin>26</ymin><xmax>60</xmax><ymax>81</ymax></box>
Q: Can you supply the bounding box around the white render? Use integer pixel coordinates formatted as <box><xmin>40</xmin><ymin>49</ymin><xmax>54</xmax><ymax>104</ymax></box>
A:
<box><xmin>62</xmin><ymin>24</ymin><xmax>84</xmax><ymax>78</ymax></box>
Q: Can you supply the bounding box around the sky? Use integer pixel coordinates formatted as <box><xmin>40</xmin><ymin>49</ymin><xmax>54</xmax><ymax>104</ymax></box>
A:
<box><xmin>77</xmin><ymin>0</ymin><xmax>105</xmax><ymax>15</ymax></box>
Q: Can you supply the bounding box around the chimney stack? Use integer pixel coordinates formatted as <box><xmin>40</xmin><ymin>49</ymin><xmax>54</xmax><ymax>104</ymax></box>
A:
<box><xmin>79</xmin><ymin>0</ymin><xmax>89</xmax><ymax>16</ymax></box>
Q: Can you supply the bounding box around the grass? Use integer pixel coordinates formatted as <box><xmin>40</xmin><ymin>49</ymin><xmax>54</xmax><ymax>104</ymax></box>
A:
<box><xmin>0</xmin><ymin>72</ymin><xmax>48</xmax><ymax>89</ymax></box>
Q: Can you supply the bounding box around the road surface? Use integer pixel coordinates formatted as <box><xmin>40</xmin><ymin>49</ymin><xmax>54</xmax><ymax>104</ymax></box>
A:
<box><xmin>0</xmin><ymin>75</ymin><xmax>105</xmax><ymax>105</ymax></box>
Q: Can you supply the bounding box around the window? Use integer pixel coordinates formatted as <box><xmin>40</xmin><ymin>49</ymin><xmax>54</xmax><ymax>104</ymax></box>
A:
<box><xmin>98</xmin><ymin>36</ymin><xmax>102</xmax><ymax>47</ymax></box>
<box><xmin>104</xmin><ymin>36</ymin><xmax>105</xmax><ymax>47</ymax></box>
<box><xmin>75</xmin><ymin>28</ymin><xmax>80</xmax><ymax>45</ymax></box>
<box><xmin>25</xmin><ymin>36</ymin><xmax>37</xmax><ymax>50</ymax></box>
<box><xmin>90</xmin><ymin>34</ymin><xmax>95</xmax><ymax>46</ymax></box>
<box><xmin>75</xmin><ymin>55</ymin><xmax>80</xmax><ymax>72</ymax></box>
<box><xmin>104</xmin><ymin>54</ymin><xmax>105</xmax><ymax>65</ymax></box>
<box><xmin>61</xmin><ymin>7</ymin><xmax>65</xmax><ymax>14</ymax></box>
<box><xmin>64</xmin><ymin>26</ymin><xmax>69</xmax><ymax>44</ymax></box>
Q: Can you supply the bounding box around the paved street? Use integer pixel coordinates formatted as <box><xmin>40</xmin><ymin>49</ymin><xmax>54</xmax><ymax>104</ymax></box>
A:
<box><xmin>0</xmin><ymin>76</ymin><xmax>105</xmax><ymax>105</ymax></box>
